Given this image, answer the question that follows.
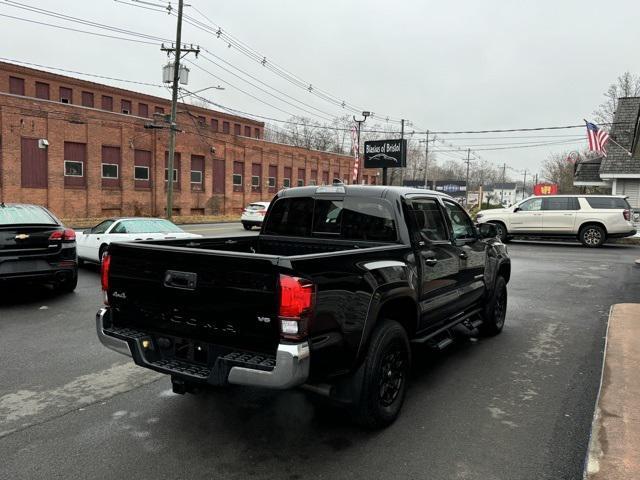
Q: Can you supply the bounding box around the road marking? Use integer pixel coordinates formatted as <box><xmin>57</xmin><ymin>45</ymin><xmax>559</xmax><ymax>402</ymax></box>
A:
<box><xmin>0</xmin><ymin>362</ymin><xmax>162</xmax><ymax>437</ymax></box>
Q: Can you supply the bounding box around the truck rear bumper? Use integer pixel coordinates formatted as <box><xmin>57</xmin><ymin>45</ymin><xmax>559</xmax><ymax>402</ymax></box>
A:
<box><xmin>95</xmin><ymin>307</ymin><xmax>309</xmax><ymax>390</ymax></box>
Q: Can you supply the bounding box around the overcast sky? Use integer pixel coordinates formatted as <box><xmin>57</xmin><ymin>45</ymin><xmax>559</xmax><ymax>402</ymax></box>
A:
<box><xmin>2</xmin><ymin>0</ymin><xmax>639</xmax><ymax>180</ymax></box>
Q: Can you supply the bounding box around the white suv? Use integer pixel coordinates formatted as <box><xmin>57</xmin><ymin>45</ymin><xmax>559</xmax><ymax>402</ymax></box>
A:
<box><xmin>476</xmin><ymin>195</ymin><xmax>636</xmax><ymax>247</ymax></box>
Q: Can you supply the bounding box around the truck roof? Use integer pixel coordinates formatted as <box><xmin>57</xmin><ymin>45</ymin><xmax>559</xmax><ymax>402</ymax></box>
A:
<box><xmin>278</xmin><ymin>185</ymin><xmax>451</xmax><ymax>200</ymax></box>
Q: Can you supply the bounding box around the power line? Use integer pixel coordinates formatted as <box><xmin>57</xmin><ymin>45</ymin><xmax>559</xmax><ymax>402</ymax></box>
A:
<box><xmin>0</xmin><ymin>57</ymin><xmax>166</xmax><ymax>88</ymax></box>
<box><xmin>0</xmin><ymin>12</ymin><xmax>159</xmax><ymax>45</ymax></box>
<box><xmin>198</xmin><ymin>53</ymin><xmax>334</xmax><ymax>122</ymax></box>
<box><xmin>2</xmin><ymin>0</ymin><xmax>170</xmax><ymax>42</ymax></box>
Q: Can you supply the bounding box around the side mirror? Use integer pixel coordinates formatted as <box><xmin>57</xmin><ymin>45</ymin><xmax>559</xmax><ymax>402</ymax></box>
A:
<box><xmin>478</xmin><ymin>223</ymin><xmax>498</xmax><ymax>239</ymax></box>
<box><xmin>513</xmin><ymin>207</ymin><xmax>521</xmax><ymax>213</ymax></box>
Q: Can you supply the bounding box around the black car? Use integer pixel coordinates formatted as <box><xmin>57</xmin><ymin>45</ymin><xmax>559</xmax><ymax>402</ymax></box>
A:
<box><xmin>96</xmin><ymin>186</ymin><xmax>510</xmax><ymax>428</ymax></box>
<box><xmin>0</xmin><ymin>203</ymin><xmax>78</xmax><ymax>292</ymax></box>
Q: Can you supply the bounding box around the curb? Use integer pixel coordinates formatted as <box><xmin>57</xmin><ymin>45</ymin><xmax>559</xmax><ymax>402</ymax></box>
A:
<box><xmin>582</xmin><ymin>306</ymin><xmax>612</xmax><ymax>479</ymax></box>
<box><xmin>583</xmin><ymin>304</ymin><xmax>640</xmax><ymax>479</ymax></box>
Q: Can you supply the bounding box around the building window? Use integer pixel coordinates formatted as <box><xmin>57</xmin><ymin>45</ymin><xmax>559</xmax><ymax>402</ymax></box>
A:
<box><xmin>297</xmin><ymin>168</ymin><xmax>305</xmax><ymax>187</ymax></box>
<box><xmin>138</xmin><ymin>103</ymin><xmax>149</xmax><ymax>117</ymax></box>
<box><xmin>164</xmin><ymin>171</ymin><xmax>178</xmax><ymax>189</ymax></box>
<box><xmin>297</xmin><ymin>179</ymin><xmax>304</xmax><ymax>187</ymax></box>
<box><xmin>102</xmin><ymin>146</ymin><xmax>121</xmax><ymax>188</ymax></box>
<box><xmin>233</xmin><ymin>161</ymin><xmax>244</xmax><ymax>191</ymax></box>
<box><xmin>121</xmin><ymin>99</ymin><xmax>132</xmax><ymax>114</ymax></box>
<box><xmin>244</xmin><ymin>126</ymin><xmax>251</xmax><ymax>137</ymax></box>
<box><xmin>9</xmin><ymin>76</ymin><xmax>25</xmax><ymax>96</ymax></box>
<box><xmin>284</xmin><ymin>167</ymin><xmax>292</xmax><ymax>188</ymax></box>
<box><xmin>60</xmin><ymin>87</ymin><xmax>72</xmax><ymax>104</ymax></box>
<box><xmin>211</xmin><ymin>119</ymin><xmax>219</xmax><ymax>131</ymax></box>
<box><xmin>164</xmin><ymin>152</ymin><xmax>181</xmax><ymax>190</ymax></box>
<box><xmin>254</xmin><ymin>128</ymin><xmax>260</xmax><ymax>139</ymax></box>
<box><xmin>191</xmin><ymin>170</ymin><xmax>203</xmax><ymax>184</ymax></box>
<box><xmin>62</xmin><ymin>142</ymin><xmax>86</xmax><ymax>188</ymax></box>
<box><xmin>197</xmin><ymin>116</ymin><xmax>206</xmax><ymax>127</ymax></box>
<box><xmin>269</xmin><ymin>165</ymin><xmax>278</xmax><ymax>192</ymax></box>
<box><xmin>102</xmin><ymin>95</ymin><xmax>113</xmax><ymax>111</ymax></box>
<box><xmin>35</xmin><ymin>82</ymin><xmax>50</xmax><ymax>100</ymax></box>
<box><xmin>234</xmin><ymin>124</ymin><xmax>241</xmax><ymax>135</ymax></box>
<box><xmin>213</xmin><ymin>159</ymin><xmax>225</xmax><ymax>194</ymax></box>
<box><xmin>21</xmin><ymin>138</ymin><xmax>48</xmax><ymax>188</ymax></box>
<box><xmin>64</xmin><ymin>161</ymin><xmax>83</xmax><ymax>177</ymax></box>
<box><xmin>102</xmin><ymin>164</ymin><xmax>119</xmax><ymax>179</ymax></box>
<box><xmin>223</xmin><ymin>121</ymin><xmax>230</xmax><ymax>134</ymax></box>
<box><xmin>190</xmin><ymin>155</ymin><xmax>204</xmax><ymax>190</ymax></box>
<box><xmin>81</xmin><ymin>91</ymin><xmax>94</xmax><ymax>108</ymax></box>
<box><xmin>154</xmin><ymin>106</ymin><xmax>165</xmax><ymax>115</ymax></box>
<box><xmin>251</xmin><ymin>176</ymin><xmax>260</xmax><ymax>187</ymax></box>
<box><xmin>165</xmin><ymin>169</ymin><xmax>178</xmax><ymax>182</ymax></box>
<box><xmin>134</xmin><ymin>166</ymin><xmax>149</xmax><ymax>180</ymax></box>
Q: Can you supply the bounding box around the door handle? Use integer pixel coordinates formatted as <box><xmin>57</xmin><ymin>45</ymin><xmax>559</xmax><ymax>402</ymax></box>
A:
<box><xmin>459</xmin><ymin>252</ymin><xmax>468</xmax><ymax>260</ymax></box>
<box><xmin>425</xmin><ymin>258</ymin><xmax>438</xmax><ymax>266</ymax></box>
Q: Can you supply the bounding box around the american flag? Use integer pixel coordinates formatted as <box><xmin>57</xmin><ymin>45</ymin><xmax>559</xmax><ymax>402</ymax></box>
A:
<box><xmin>351</xmin><ymin>125</ymin><xmax>359</xmax><ymax>183</ymax></box>
<box><xmin>586</xmin><ymin>122</ymin><xmax>610</xmax><ymax>156</ymax></box>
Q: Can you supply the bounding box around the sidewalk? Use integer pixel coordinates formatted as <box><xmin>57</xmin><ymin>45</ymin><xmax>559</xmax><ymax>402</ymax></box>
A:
<box><xmin>586</xmin><ymin>303</ymin><xmax>640</xmax><ymax>479</ymax></box>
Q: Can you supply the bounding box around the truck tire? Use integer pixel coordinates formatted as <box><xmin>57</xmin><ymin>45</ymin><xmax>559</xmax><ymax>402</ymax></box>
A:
<box><xmin>242</xmin><ymin>222</ymin><xmax>252</xmax><ymax>231</ymax></box>
<box><xmin>579</xmin><ymin>224</ymin><xmax>606</xmax><ymax>248</ymax></box>
<box><xmin>479</xmin><ymin>276</ymin><xmax>507</xmax><ymax>336</ymax></box>
<box><xmin>353</xmin><ymin>320</ymin><xmax>411</xmax><ymax>429</ymax></box>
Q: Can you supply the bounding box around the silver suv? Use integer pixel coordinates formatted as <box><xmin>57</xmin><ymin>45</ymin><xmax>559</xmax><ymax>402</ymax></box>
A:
<box><xmin>476</xmin><ymin>195</ymin><xmax>636</xmax><ymax>247</ymax></box>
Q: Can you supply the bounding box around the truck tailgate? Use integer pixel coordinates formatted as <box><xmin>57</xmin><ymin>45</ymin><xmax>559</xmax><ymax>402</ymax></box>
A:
<box><xmin>106</xmin><ymin>242</ymin><xmax>281</xmax><ymax>354</ymax></box>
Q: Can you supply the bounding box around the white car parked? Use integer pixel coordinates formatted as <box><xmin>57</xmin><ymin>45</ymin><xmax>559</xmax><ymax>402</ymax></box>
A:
<box><xmin>76</xmin><ymin>217</ymin><xmax>201</xmax><ymax>263</ymax></box>
<box><xmin>476</xmin><ymin>195</ymin><xmax>636</xmax><ymax>247</ymax></box>
<box><xmin>240</xmin><ymin>202</ymin><xmax>270</xmax><ymax>230</ymax></box>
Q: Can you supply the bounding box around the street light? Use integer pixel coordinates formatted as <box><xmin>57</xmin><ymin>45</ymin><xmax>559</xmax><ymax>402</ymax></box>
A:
<box><xmin>353</xmin><ymin>111</ymin><xmax>371</xmax><ymax>184</ymax></box>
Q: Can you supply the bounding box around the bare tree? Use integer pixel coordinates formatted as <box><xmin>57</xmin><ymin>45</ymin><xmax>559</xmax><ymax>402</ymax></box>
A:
<box><xmin>541</xmin><ymin>151</ymin><xmax>583</xmax><ymax>194</ymax></box>
<box><xmin>593</xmin><ymin>72</ymin><xmax>640</xmax><ymax>125</ymax></box>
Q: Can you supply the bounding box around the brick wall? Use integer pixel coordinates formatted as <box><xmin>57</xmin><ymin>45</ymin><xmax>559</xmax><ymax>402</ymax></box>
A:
<box><xmin>0</xmin><ymin>93</ymin><xmax>378</xmax><ymax>218</ymax></box>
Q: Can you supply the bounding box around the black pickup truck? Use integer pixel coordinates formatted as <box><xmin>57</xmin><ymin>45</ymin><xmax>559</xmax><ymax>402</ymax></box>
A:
<box><xmin>96</xmin><ymin>185</ymin><xmax>510</xmax><ymax>428</ymax></box>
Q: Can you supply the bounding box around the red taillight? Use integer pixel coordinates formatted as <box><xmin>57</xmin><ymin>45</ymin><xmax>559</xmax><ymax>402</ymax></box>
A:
<box><xmin>101</xmin><ymin>253</ymin><xmax>111</xmax><ymax>292</ymax></box>
<box><xmin>49</xmin><ymin>229</ymin><xmax>76</xmax><ymax>241</ymax></box>
<box><xmin>623</xmin><ymin>209</ymin><xmax>631</xmax><ymax>221</ymax></box>
<box><xmin>279</xmin><ymin>274</ymin><xmax>314</xmax><ymax>340</ymax></box>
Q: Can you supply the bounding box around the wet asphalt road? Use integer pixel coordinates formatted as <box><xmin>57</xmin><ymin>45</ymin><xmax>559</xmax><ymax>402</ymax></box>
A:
<box><xmin>1</xmin><ymin>231</ymin><xmax>639</xmax><ymax>480</ymax></box>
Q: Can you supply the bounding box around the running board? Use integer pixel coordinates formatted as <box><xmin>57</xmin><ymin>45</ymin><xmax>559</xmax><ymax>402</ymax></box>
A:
<box><xmin>411</xmin><ymin>308</ymin><xmax>483</xmax><ymax>344</ymax></box>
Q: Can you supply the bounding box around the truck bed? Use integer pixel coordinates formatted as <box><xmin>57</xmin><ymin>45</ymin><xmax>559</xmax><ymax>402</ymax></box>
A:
<box><xmin>104</xmin><ymin>235</ymin><xmax>399</xmax><ymax>360</ymax></box>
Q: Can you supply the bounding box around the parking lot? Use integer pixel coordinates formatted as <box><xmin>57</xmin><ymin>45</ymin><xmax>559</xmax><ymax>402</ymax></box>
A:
<box><xmin>1</xmin><ymin>227</ymin><xmax>639</xmax><ymax>480</ymax></box>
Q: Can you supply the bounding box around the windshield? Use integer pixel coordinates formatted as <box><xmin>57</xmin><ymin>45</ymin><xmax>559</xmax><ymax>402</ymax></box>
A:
<box><xmin>0</xmin><ymin>205</ymin><xmax>56</xmax><ymax>226</ymax></box>
<box><xmin>117</xmin><ymin>219</ymin><xmax>184</xmax><ymax>234</ymax></box>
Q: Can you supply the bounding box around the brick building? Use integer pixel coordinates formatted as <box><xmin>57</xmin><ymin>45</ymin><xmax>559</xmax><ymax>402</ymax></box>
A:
<box><xmin>0</xmin><ymin>61</ymin><xmax>377</xmax><ymax>218</ymax></box>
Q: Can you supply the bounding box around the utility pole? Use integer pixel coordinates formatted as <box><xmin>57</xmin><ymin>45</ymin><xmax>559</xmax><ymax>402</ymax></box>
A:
<box><xmin>500</xmin><ymin>163</ymin><xmax>506</xmax><ymax>204</ymax></box>
<box><xmin>352</xmin><ymin>111</ymin><xmax>370</xmax><ymax>184</ymax></box>
<box><xmin>399</xmin><ymin>119</ymin><xmax>405</xmax><ymax>186</ymax></box>
<box><xmin>160</xmin><ymin>0</ymin><xmax>199</xmax><ymax>220</ymax></box>
<box><xmin>418</xmin><ymin>130</ymin><xmax>430</xmax><ymax>188</ymax></box>
<box><xmin>464</xmin><ymin>148</ymin><xmax>471</xmax><ymax>207</ymax></box>
<box><xmin>522</xmin><ymin>170</ymin><xmax>529</xmax><ymax>199</ymax></box>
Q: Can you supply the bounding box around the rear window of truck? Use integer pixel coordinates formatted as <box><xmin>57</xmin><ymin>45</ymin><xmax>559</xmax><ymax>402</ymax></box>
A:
<box><xmin>264</xmin><ymin>197</ymin><xmax>397</xmax><ymax>241</ymax></box>
<box><xmin>585</xmin><ymin>197</ymin><xmax>631</xmax><ymax>209</ymax></box>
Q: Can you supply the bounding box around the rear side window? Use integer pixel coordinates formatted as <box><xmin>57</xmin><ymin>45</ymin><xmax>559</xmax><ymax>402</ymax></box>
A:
<box><xmin>408</xmin><ymin>198</ymin><xmax>449</xmax><ymax>241</ymax></box>
<box><xmin>0</xmin><ymin>205</ymin><xmax>56</xmax><ymax>225</ymax></box>
<box><xmin>542</xmin><ymin>197</ymin><xmax>579</xmax><ymax>210</ymax></box>
<box><xmin>585</xmin><ymin>197</ymin><xmax>631</xmax><ymax>209</ymax></box>
<box><xmin>264</xmin><ymin>197</ymin><xmax>397</xmax><ymax>242</ymax></box>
